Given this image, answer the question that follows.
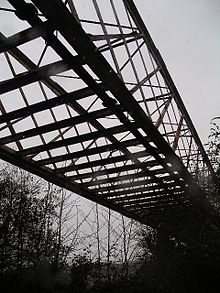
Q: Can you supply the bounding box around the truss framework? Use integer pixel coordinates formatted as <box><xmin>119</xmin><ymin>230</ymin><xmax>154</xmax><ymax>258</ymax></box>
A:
<box><xmin>0</xmin><ymin>0</ymin><xmax>216</xmax><ymax>227</ymax></box>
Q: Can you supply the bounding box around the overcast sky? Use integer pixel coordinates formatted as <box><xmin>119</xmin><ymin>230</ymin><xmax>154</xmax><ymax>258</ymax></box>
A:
<box><xmin>1</xmin><ymin>0</ymin><xmax>219</xmax><ymax>145</ymax></box>
<box><xmin>135</xmin><ymin>0</ymin><xmax>220</xmax><ymax>144</ymax></box>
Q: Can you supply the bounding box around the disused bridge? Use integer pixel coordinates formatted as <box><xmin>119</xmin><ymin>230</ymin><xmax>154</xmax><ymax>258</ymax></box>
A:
<box><xmin>0</xmin><ymin>0</ymin><xmax>217</xmax><ymax>228</ymax></box>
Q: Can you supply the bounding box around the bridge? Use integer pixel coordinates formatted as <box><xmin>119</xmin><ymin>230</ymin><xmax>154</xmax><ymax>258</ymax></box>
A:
<box><xmin>0</xmin><ymin>0</ymin><xmax>217</xmax><ymax>229</ymax></box>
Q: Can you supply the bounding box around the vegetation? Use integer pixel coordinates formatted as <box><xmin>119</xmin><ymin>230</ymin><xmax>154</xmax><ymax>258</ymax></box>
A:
<box><xmin>131</xmin><ymin>117</ymin><xmax>220</xmax><ymax>293</ymax></box>
<box><xmin>0</xmin><ymin>166</ymin><xmax>69</xmax><ymax>291</ymax></box>
<box><xmin>207</xmin><ymin>117</ymin><xmax>220</xmax><ymax>172</ymax></box>
<box><xmin>0</xmin><ymin>164</ymin><xmax>140</xmax><ymax>292</ymax></box>
<box><xmin>0</xmin><ymin>118</ymin><xmax>219</xmax><ymax>292</ymax></box>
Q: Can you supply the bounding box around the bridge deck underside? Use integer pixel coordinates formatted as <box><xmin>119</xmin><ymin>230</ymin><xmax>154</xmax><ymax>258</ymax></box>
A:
<box><xmin>0</xmin><ymin>0</ymin><xmax>213</xmax><ymax>226</ymax></box>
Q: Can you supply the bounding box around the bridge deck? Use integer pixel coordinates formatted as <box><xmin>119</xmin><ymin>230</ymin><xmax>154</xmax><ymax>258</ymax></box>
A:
<box><xmin>0</xmin><ymin>0</ymin><xmax>215</xmax><ymax>226</ymax></box>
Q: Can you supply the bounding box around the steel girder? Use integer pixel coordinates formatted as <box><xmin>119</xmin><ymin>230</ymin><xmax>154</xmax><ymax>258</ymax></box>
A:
<box><xmin>0</xmin><ymin>0</ymin><xmax>217</xmax><ymax>227</ymax></box>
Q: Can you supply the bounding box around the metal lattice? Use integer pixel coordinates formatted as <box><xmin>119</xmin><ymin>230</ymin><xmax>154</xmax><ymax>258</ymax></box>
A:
<box><xmin>0</xmin><ymin>0</ymin><xmax>216</xmax><ymax>227</ymax></box>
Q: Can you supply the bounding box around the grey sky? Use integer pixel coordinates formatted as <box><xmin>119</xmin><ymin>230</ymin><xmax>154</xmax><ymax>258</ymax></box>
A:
<box><xmin>0</xmin><ymin>0</ymin><xmax>218</xmax><ymax>230</ymax></box>
<box><xmin>135</xmin><ymin>0</ymin><xmax>220</xmax><ymax>144</ymax></box>
<box><xmin>0</xmin><ymin>0</ymin><xmax>219</xmax><ymax>145</ymax></box>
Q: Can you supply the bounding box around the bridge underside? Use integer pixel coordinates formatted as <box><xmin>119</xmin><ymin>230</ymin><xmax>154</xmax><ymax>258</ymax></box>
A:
<box><xmin>0</xmin><ymin>0</ymin><xmax>216</xmax><ymax>227</ymax></box>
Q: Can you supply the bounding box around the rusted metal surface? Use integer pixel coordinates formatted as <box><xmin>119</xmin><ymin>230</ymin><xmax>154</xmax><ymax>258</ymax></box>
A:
<box><xmin>0</xmin><ymin>0</ymin><xmax>217</xmax><ymax>227</ymax></box>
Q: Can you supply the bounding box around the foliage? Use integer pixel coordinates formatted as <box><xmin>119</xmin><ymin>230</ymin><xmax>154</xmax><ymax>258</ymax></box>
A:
<box><xmin>135</xmin><ymin>215</ymin><xmax>220</xmax><ymax>292</ymax></box>
<box><xmin>132</xmin><ymin>118</ymin><xmax>220</xmax><ymax>292</ymax></box>
<box><xmin>69</xmin><ymin>254</ymin><xmax>94</xmax><ymax>292</ymax></box>
<box><xmin>0</xmin><ymin>167</ymin><xmax>53</xmax><ymax>271</ymax></box>
<box><xmin>203</xmin><ymin>117</ymin><xmax>220</xmax><ymax>211</ymax></box>
<box><xmin>207</xmin><ymin>117</ymin><xmax>220</xmax><ymax>172</ymax></box>
<box><xmin>0</xmin><ymin>164</ymin><xmax>116</xmax><ymax>292</ymax></box>
<box><xmin>0</xmin><ymin>165</ymin><xmax>72</xmax><ymax>291</ymax></box>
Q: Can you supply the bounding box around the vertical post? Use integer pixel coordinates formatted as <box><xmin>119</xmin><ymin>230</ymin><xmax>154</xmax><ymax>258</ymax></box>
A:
<box><xmin>95</xmin><ymin>203</ymin><xmax>101</xmax><ymax>286</ymax></box>
<box><xmin>107</xmin><ymin>208</ymin><xmax>111</xmax><ymax>283</ymax></box>
<box><xmin>121</xmin><ymin>215</ymin><xmax>128</xmax><ymax>279</ymax></box>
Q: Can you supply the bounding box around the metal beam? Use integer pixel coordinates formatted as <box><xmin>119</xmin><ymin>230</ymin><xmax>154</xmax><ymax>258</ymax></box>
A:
<box><xmin>18</xmin><ymin>123</ymin><xmax>131</xmax><ymax>156</ymax></box>
<box><xmin>89</xmin><ymin>31</ymin><xmax>140</xmax><ymax>41</ymax></box>
<box><xmin>0</xmin><ymin>60</ymin><xmax>72</xmax><ymax>94</ymax></box>
<box><xmin>35</xmin><ymin>137</ymin><xmax>148</xmax><ymax>166</ymax></box>
<box><xmin>113</xmin><ymin>190</ymin><xmax>185</xmax><ymax>204</ymax></box>
<box><xmin>83</xmin><ymin>173</ymin><xmax>169</xmax><ymax>188</ymax></box>
<box><xmin>55</xmin><ymin>150</ymin><xmax>153</xmax><ymax>173</ymax></box>
<box><xmin>0</xmin><ymin>86</ymin><xmax>96</xmax><ymax>124</ymax></box>
<box><xmin>122</xmin><ymin>194</ymin><xmax>187</xmax><ymax>206</ymax></box>
<box><xmin>0</xmin><ymin>22</ymin><xmax>49</xmax><ymax>53</ymax></box>
<box><xmin>91</xmin><ymin>179</ymin><xmax>175</xmax><ymax>193</ymax></box>
<box><xmin>70</xmin><ymin>161</ymin><xmax>164</xmax><ymax>181</ymax></box>
<box><xmin>104</xmin><ymin>184</ymin><xmax>181</xmax><ymax>198</ymax></box>
<box><xmin>0</xmin><ymin>107</ymin><xmax>113</xmax><ymax>145</ymax></box>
